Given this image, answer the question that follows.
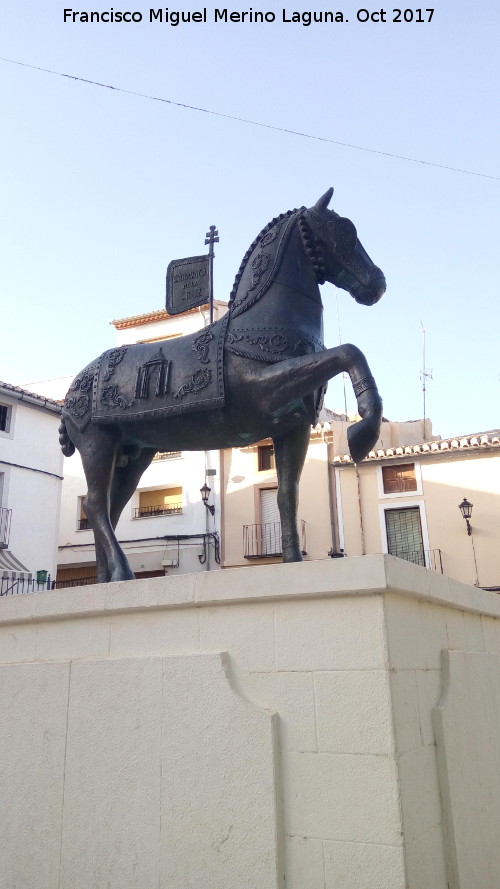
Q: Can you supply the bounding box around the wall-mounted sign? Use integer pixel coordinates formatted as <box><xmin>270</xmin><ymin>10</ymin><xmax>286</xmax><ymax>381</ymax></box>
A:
<box><xmin>166</xmin><ymin>254</ymin><xmax>210</xmax><ymax>316</ymax></box>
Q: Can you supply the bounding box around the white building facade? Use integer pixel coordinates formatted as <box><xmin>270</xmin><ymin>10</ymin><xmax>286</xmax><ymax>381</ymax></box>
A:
<box><xmin>0</xmin><ymin>382</ymin><xmax>63</xmax><ymax>590</ymax></box>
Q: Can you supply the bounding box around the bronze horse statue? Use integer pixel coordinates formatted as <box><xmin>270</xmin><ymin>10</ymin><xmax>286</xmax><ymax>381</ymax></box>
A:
<box><xmin>59</xmin><ymin>188</ymin><xmax>386</xmax><ymax>582</ymax></box>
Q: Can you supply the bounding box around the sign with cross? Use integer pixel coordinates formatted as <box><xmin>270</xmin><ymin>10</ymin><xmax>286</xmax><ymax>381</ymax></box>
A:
<box><xmin>166</xmin><ymin>225</ymin><xmax>219</xmax><ymax>317</ymax></box>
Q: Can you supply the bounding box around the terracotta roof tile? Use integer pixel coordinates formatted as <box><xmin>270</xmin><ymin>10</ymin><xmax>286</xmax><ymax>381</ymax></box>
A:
<box><xmin>332</xmin><ymin>430</ymin><xmax>500</xmax><ymax>464</ymax></box>
<box><xmin>111</xmin><ymin>301</ymin><xmax>228</xmax><ymax>329</ymax></box>
<box><xmin>0</xmin><ymin>381</ymin><xmax>62</xmax><ymax>412</ymax></box>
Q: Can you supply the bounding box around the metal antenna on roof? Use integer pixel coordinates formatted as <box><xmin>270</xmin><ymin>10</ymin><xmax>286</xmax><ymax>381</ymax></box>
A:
<box><xmin>420</xmin><ymin>322</ymin><xmax>433</xmax><ymax>441</ymax></box>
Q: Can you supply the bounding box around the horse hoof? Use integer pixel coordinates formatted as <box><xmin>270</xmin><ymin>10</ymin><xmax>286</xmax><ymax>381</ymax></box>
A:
<box><xmin>348</xmin><ymin>416</ymin><xmax>380</xmax><ymax>463</ymax></box>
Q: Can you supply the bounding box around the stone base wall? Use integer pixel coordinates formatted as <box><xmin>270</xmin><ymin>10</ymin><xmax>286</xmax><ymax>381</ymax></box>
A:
<box><xmin>1</xmin><ymin>555</ymin><xmax>500</xmax><ymax>889</ymax></box>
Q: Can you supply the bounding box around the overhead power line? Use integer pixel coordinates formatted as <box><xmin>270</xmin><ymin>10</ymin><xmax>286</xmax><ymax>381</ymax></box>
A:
<box><xmin>1</xmin><ymin>55</ymin><xmax>499</xmax><ymax>182</ymax></box>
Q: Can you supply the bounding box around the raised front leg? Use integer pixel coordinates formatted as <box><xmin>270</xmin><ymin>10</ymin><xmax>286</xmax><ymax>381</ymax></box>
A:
<box><xmin>244</xmin><ymin>343</ymin><xmax>382</xmax><ymax>462</ymax></box>
<box><xmin>273</xmin><ymin>425</ymin><xmax>310</xmax><ymax>562</ymax></box>
<box><xmin>346</xmin><ymin>371</ymin><xmax>383</xmax><ymax>463</ymax></box>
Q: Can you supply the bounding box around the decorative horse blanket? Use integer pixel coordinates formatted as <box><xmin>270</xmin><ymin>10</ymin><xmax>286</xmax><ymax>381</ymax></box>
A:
<box><xmin>64</xmin><ymin>315</ymin><xmax>228</xmax><ymax>431</ymax></box>
<box><xmin>63</xmin><ymin>211</ymin><xmax>326</xmax><ymax>432</ymax></box>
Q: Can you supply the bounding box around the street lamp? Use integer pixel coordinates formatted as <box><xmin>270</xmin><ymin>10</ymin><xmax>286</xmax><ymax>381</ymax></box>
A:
<box><xmin>200</xmin><ymin>483</ymin><xmax>215</xmax><ymax>515</ymax></box>
<box><xmin>458</xmin><ymin>497</ymin><xmax>473</xmax><ymax>536</ymax></box>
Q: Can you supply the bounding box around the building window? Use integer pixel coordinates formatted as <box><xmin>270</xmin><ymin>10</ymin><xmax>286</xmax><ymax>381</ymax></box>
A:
<box><xmin>0</xmin><ymin>404</ymin><xmax>11</xmax><ymax>434</ymax></box>
<box><xmin>244</xmin><ymin>487</ymin><xmax>306</xmax><ymax>558</ymax></box>
<box><xmin>135</xmin><ymin>487</ymin><xmax>183</xmax><ymax>518</ymax></box>
<box><xmin>385</xmin><ymin>507</ymin><xmax>425</xmax><ymax>567</ymax></box>
<box><xmin>56</xmin><ymin>566</ymin><xmax>97</xmax><ymax>588</ymax></box>
<box><xmin>260</xmin><ymin>487</ymin><xmax>279</xmax><ymax>524</ymax></box>
<box><xmin>258</xmin><ymin>445</ymin><xmax>275</xmax><ymax>472</ymax></box>
<box><xmin>382</xmin><ymin>463</ymin><xmax>417</xmax><ymax>494</ymax></box>
<box><xmin>77</xmin><ymin>497</ymin><xmax>91</xmax><ymax>530</ymax></box>
<box><xmin>259</xmin><ymin>488</ymin><xmax>281</xmax><ymax>555</ymax></box>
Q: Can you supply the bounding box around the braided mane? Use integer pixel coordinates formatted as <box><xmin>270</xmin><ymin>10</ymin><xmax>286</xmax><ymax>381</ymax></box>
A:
<box><xmin>228</xmin><ymin>207</ymin><xmax>304</xmax><ymax>306</ymax></box>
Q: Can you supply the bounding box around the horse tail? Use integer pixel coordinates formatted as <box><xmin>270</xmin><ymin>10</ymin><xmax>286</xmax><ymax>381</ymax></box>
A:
<box><xmin>58</xmin><ymin>420</ymin><xmax>76</xmax><ymax>457</ymax></box>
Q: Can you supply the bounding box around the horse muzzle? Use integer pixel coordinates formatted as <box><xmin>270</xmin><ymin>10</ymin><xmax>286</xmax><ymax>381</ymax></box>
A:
<box><xmin>353</xmin><ymin>272</ymin><xmax>386</xmax><ymax>306</ymax></box>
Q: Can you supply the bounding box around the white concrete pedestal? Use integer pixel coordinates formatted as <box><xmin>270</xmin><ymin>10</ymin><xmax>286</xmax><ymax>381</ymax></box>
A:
<box><xmin>1</xmin><ymin>556</ymin><xmax>500</xmax><ymax>888</ymax></box>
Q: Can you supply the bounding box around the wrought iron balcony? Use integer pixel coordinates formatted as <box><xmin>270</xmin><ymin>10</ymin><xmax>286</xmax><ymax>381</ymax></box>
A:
<box><xmin>243</xmin><ymin>520</ymin><xmax>306</xmax><ymax>559</ymax></box>
<box><xmin>0</xmin><ymin>507</ymin><xmax>11</xmax><ymax>549</ymax></box>
<box><xmin>77</xmin><ymin>517</ymin><xmax>92</xmax><ymax>531</ymax></box>
<box><xmin>153</xmin><ymin>451</ymin><xmax>182</xmax><ymax>461</ymax></box>
<box><xmin>54</xmin><ymin>575</ymin><xmax>97</xmax><ymax>589</ymax></box>
<box><xmin>133</xmin><ymin>503</ymin><xmax>183</xmax><ymax>518</ymax></box>
<box><xmin>388</xmin><ymin>548</ymin><xmax>443</xmax><ymax>572</ymax></box>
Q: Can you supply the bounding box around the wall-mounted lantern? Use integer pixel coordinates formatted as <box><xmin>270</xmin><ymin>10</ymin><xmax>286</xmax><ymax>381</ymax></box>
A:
<box><xmin>458</xmin><ymin>497</ymin><xmax>473</xmax><ymax>536</ymax></box>
<box><xmin>200</xmin><ymin>483</ymin><xmax>215</xmax><ymax>516</ymax></box>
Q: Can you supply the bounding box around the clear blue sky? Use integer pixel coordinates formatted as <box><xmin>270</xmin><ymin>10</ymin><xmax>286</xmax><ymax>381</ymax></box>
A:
<box><xmin>1</xmin><ymin>1</ymin><xmax>499</xmax><ymax>438</ymax></box>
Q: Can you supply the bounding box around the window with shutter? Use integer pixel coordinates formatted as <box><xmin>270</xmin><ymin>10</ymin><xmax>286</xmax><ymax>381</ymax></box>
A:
<box><xmin>260</xmin><ymin>489</ymin><xmax>281</xmax><ymax>555</ymax></box>
<box><xmin>258</xmin><ymin>445</ymin><xmax>275</xmax><ymax>471</ymax></box>
<box><xmin>382</xmin><ymin>463</ymin><xmax>417</xmax><ymax>494</ymax></box>
<box><xmin>385</xmin><ymin>507</ymin><xmax>425</xmax><ymax>567</ymax></box>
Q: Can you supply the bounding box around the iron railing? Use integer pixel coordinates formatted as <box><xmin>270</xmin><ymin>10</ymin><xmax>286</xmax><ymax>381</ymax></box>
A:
<box><xmin>243</xmin><ymin>520</ymin><xmax>306</xmax><ymax>559</ymax></box>
<box><xmin>1</xmin><ymin>574</ymin><xmax>102</xmax><ymax>596</ymax></box>
<box><xmin>0</xmin><ymin>507</ymin><xmax>11</xmax><ymax>549</ymax></box>
<box><xmin>133</xmin><ymin>503</ymin><xmax>182</xmax><ymax>518</ymax></box>
<box><xmin>388</xmin><ymin>548</ymin><xmax>443</xmax><ymax>572</ymax></box>
<box><xmin>77</xmin><ymin>517</ymin><xmax>92</xmax><ymax>530</ymax></box>
<box><xmin>153</xmin><ymin>451</ymin><xmax>182</xmax><ymax>461</ymax></box>
<box><xmin>1</xmin><ymin>574</ymin><xmax>52</xmax><ymax>596</ymax></box>
<box><xmin>54</xmin><ymin>575</ymin><xmax>97</xmax><ymax>588</ymax></box>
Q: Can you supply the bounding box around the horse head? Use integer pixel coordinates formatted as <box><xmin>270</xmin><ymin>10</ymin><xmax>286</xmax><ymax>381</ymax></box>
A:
<box><xmin>299</xmin><ymin>188</ymin><xmax>386</xmax><ymax>306</ymax></box>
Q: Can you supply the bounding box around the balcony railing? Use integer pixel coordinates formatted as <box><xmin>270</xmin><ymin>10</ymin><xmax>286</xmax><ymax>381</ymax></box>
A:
<box><xmin>54</xmin><ymin>575</ymin><xmax>98</xmax><ymax>589</ymax></box>
<box><xmin>0</xmin><ymin>507</ymin><xmax>11</xmax><ymax>549</ymax></box>
<box><xmin>153</xmin><ymin>451</ymin><xmax>182</xmax><ymax>461</ymax></box>
<box><xmin>243</xmin><ymin>520</ymin><xmax>306</xmax><ymax>559</ymax></box>
<box><xmin>77</xmin><ymin>517</ymin><xmax>92</xmax><ymax>531</ymax></box>
<box><xmin>388</xmin><ymin>548</ymin><xmax>443</xmax><ymax>572</ymax></box>
<box><xmin>1</xmin><ymin>573</ymin><xmax>52</xmax><ymax>596</ymax></box>
<box><xmin>133</xmin><ymin>503</ymin><xmax>183</xmax><ymax>518</ymax></box>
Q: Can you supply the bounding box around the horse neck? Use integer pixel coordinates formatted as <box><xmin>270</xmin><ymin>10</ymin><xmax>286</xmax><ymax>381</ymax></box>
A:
<box><xmin>235</xmin><ymin>224</ymin><xmax>324</xmax><ymax>338</ymax></box>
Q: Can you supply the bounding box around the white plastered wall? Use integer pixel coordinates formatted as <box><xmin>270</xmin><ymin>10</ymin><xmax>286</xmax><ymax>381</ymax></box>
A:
<box><xmin>0</xmin><ymin>396</ymin><xmax>62</xmax><ymax>576</ymax></box>
<box><xmin>1</xmin><ymin>556</ymin><xmax>500</xmax><ymax>889</ymax></box>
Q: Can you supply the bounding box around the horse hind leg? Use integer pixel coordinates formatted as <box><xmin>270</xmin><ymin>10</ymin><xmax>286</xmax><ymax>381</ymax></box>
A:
<box><xmin>92</xmin><ymin>536</ymin><xmax>111</xmax><ymax>584</ymax></box>
<box><xmin>79</xmin><ymin>426</ymin><xmax>136</xmax><ymax>583</ymax></box>
<box><xmin>273</xmin><ymin>425</ymin><xmax>310</xmax><ymax>563</ymax></box>
<box><xmin>109</xmin><ymin>447</ymin><xmax>157</xmax><ymax>529</ymax></box>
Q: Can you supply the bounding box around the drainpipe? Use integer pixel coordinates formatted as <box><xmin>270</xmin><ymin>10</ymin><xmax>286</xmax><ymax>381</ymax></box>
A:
<box><xmin>354</xmin><ymin>464</ymin><xmax>366</xmax><ymax>556</ymax></box>
<box><xmin>470</xmin><ymin>532</ymin><xmax>479</xmax><ymax>587</ymax></box>
<box><xmin>327</xmin><ymin>442</ymin><xmax>343</xmax><ymax>556</ymax></box>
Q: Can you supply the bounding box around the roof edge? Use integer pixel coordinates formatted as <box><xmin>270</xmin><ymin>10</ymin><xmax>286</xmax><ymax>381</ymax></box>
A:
<box><xmin>333</xmin><ymin>431</ymin><xmax>500</xmax><ymax>464</ymax></box>
<box><xmin>111</xmin><ymin>301</ymin><xmax>228</xmax><ymax>329</ymax></box>
<box><xmin>0</xmin><ymin>382</ymin><xmax>62</xmax><ymax>414</ymax></box>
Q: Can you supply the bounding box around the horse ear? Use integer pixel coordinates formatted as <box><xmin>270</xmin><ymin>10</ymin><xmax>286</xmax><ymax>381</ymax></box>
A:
<box><xmin>314</xmin><ymin>187</ymin><xmax>334</xmax><ymax>211</ymax></box>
